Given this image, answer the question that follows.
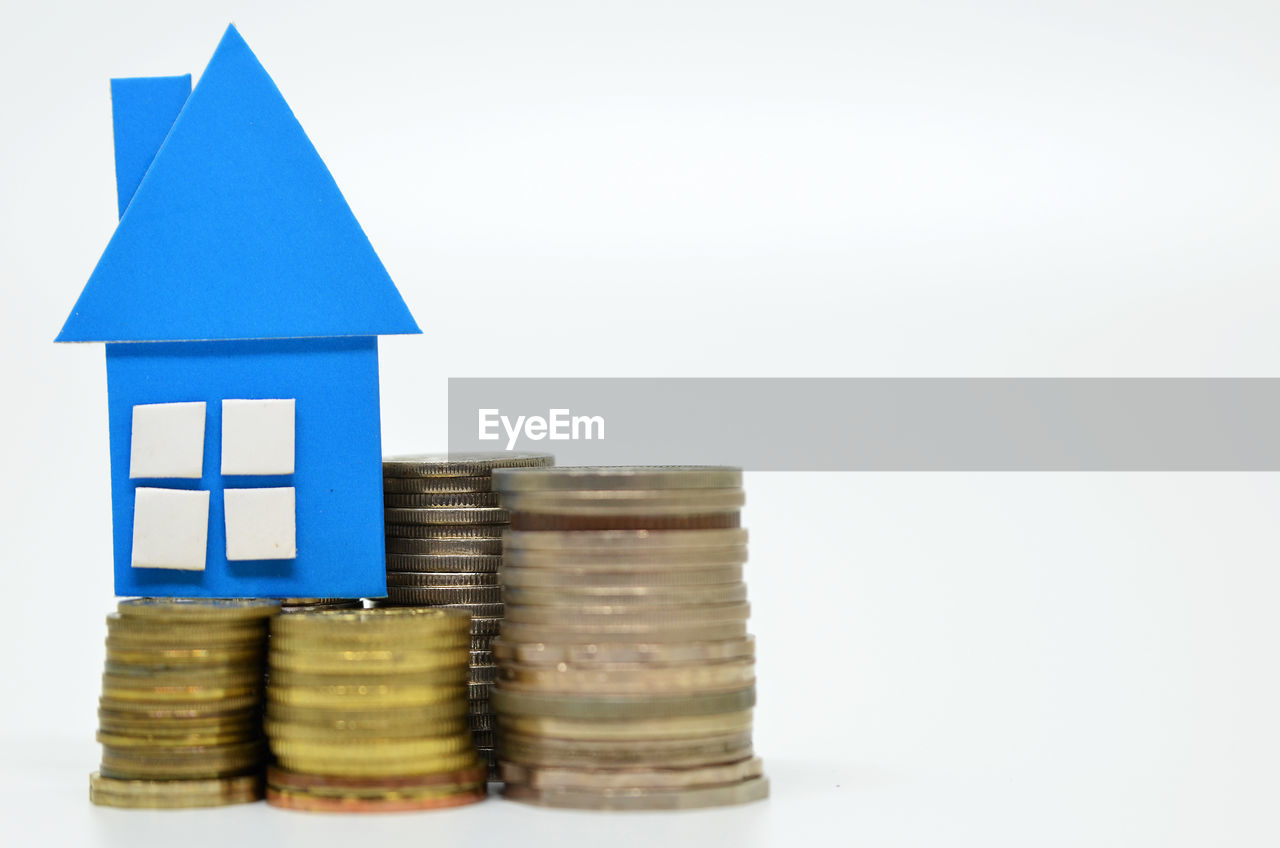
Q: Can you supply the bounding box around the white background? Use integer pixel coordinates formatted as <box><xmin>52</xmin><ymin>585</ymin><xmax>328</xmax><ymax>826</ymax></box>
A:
<box><xmin>2</xmin><ymin>1</ymin><xmax>1278</xmax><ymax>844</ymax></box>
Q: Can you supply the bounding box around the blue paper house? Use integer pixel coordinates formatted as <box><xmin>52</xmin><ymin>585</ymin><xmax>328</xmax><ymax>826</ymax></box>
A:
<box><xmin>56</xmin><ymin>25</ymin><xmax>419</xmax><ymax>599</ymax></box>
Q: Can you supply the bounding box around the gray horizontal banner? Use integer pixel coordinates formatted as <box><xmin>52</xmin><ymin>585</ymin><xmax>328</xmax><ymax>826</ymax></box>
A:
<box><xmin>446</xmin><ymin>378</ymin><xmax>1280</xmax><ymax>471</ymax></box>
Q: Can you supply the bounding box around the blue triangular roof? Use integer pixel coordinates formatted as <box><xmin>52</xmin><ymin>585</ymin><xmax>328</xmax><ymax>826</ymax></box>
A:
<box><xmin>57</xmin><ymin>25</ymin><xmax>420</xmax><ymax>343</ymax></box>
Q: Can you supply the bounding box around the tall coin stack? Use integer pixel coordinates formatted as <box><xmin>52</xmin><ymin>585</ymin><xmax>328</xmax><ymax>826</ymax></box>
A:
<box><xmin>489</xmin><ymin>466</ymin><xmax>768</xmax><ymax>810</ymax></box>
<box><xmin>90</xmin><ymin>598</ymin><xmax>279</xmax><ymax>809</ymax></box>
<box><xmin>264</xmin><ymin>608</ymin><xmax>487</xmax><ymax>812</ymax></box>
<box><xmin>380</xmin><ymin>452</ymin><xmax>555</xmax><ymax>775</ymax></box>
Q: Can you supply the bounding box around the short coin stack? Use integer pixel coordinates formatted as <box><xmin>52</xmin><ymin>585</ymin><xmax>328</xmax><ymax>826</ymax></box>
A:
<box><xmin>489</xmin><ymin>466</ymin><xmax>768</xmax><ymax>810</ymax></box>
<box><xmin>264</xmin><ymin>607</ymin><xmax>487</xmax><ymax>812</ymax></box>
<box><xmin>90</xmin><ymin>598</ymin><xmax>279</xmax><ymax>809</ymax></box>
<box><xmin>381</xmin><ymin>452</ymin><xmax>554</xmax><ymax>774</ymax></box>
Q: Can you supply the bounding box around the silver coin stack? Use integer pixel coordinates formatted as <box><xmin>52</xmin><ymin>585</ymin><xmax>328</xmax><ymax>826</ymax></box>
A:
<box><xmin>488</xmin><ymin>466</ymin><xmax>768</xmax><ymax>811</ymax></box>
<box><xmin>381</xmin><ymin>452</ymin><xmax>555</xmax><ymax>775</ymax></box>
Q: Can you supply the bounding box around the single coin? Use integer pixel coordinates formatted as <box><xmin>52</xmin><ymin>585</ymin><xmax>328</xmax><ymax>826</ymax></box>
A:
<box><xmin>471</xmin><ymin>729</ymin><xmax>495</xmax><ymax>749</ymax></box>
<box><xmin>95</xmin><ymin>727</ymin><xmax>260</xmax><ymax>749</ymax></box>
<box><xmin>471</xmin><ymin>632</ymin><xmax>496</xmax><ymax>650</ymax></box>
<box><xmin>383</xmin><ymin>474</ymin><xmax>493</xmax><ymax>494</ymax></box>
<box><xmin>500</xmin><ymin>488</ymin><xmax>744</xmax><ymax>517</ymax></box>
<box><xmin>491</xmin><ymin>686</ymin><xmax>755</xmax><ymax>719</ymax></box>
<box><xmin>387</xmin><ymin>571</ymin><xmax>500</xmax><ymax>589</ymax></box>
<box><xmin>386</xmin><ymin>523</ymin><xmax>509</xmax><ymax>539</ymax></box>
<box><xmin>272</xmin><ymin>748</ymin><xmax>479</xmax><ymax>778</ymax></box>
<box><xmin>269</xmin><ymin>647</ymin><xmax>470</xmax><ymax>675</ymax></box>
<box><xmin>264</xmin><ymin>716</ymin><xmax>467</xmax><ymax>741</ymax></box>
<box><xmin>469</xmin><ymin>680</ymin><xmax>494</xmax><ymax>701</ymax></box>
<box><xmin>270</xmin><ymin>650</ymin><xmax>471</xmax><ymax>676</ymax></box>
<box><xmin>509</xmin><ymin>513</ymin><xmax>739</xmax><ymax>531</ymax></box>
<box><xmin>502</xmin><ymin>547</ymin><xmax>748</xmax><ymax>569</ymax></box>
<box><xmin>266</xmin><ymin>701</ymin><xmax>466</xmax><ymax>727</ymax></box>
<box><xmin>382</xmin><ymin>452</ymin><xmax>554</xmax><ymax>478</ymax></box>
<box><xmin>491</xmin><ymin>466</ymin><xmax>742</xmax><ymax>492</ymax></box>
<box><xmin>102</xmin><ymin>637</ymin><xmax>266</xmax><ymax>660</ymax></box>
<box><xmin>504</xmin><ymin>602</ymin><xmax>750</xmax><ymax>626</ymax></box>
<box><xmin>385</xmin><ymin>507</ymin><xmax>510</xmax><ymax>526</ymax></box>
<box><xmin>498</xmin><ymin>730</ymin><xmax>753</xmax><ymax>768</ymax></box>
<box><xmin>269</xmin><ymin>778</ymin><xmax>488</xmax><ymax>802</ymax></box>
<box><xmin>267</xmin><ymin>682</ymin><xmax>465</xmax><ymax>709</ymax></box>
<box><xmin>269</xmin><ymin>639</ymin><xmax>467</xmax><ymax>665</ymax></box>
<box><xmin>99</xmin><ymin>680</ymin><xmax>262</xmax><ymax>704</ymax></box>
<box><xmin>498</xmin><ymin>710</ymin><xmax>753</xmax><ymax>741</ymax></box>
<box><xmin>468</xmin><ymin>712</ymin><xmax>495</xmax><ymax>732</ymax></box>
<box><xmin>105</xmin><ymin>614</ymin><xmax>268</xmax><ymax>643</ymax></box>
<box><xmin>104</xmin><ymin>645</ymin><xmax>265</xmax><ymax>667</ymax></box>
<box><xmin>502</xmin><ymin>775</ymin><xmax>768</xmax><ymax>811</ymax></box>
<box><xmin>497</xmin><ymin>620</ymin><xmax>748</xmax><ymax>643</ymax></box>
<box><xmin>95</xmin><ymin>728</ymin><xmax>259</xmax><ymax>748</ymax></box>
<box><xmin>267</xmin><ymin>762</ymin><xmax>488</xmax><ymax>791</ymax></box>
<box><xmin>384</xmin><ymin>491</ymin><xmax>502</xmax><ymax>508</ymax></box>
<box><xmin>491</xmin><ymin>636</ymin><xmax>755</xmax><ymax>666</ymax></box>
<box><xmin>382</xmin><ymin>596</ymin><xmax>504</xmax><ymax>618</ymax></box>
<box><xmin>102</xmin><ymin>662</ymin><xmax>264</xmax><ymax>684</ymax></box>
<box><xmin>271</xmin><ymin>607</ymin><xmax>471</xmax><ymax>639</ymax></box>
<box><xmin>102</xmin><ymin>663</ymin><xmax>264</xmax><ymax>684</ymax></box>
<box><xmin>267</xmin><ymin>784</ymin><xmax>485</xmax><ymax>812</ymax></box>
<box><xmin>116</xmin><ymin>598</ymin><xmax>282</xmax><ymax>621</ymax></box>
<box><xmin>385</xmin><ymin>525</ymin><xmax>506</xmax><ymax>542</ymax></box>
<box><xmin>266</xmin><ymin>666</ymin><xmax>469</xmax><ymax>689</ymax></box>
<box><xmin>386</xmin><ymin>537</ymin><xmax>503</xmax><ymax>557</ymax></box>
<box><xmin>280</xmin><ymin>602</ymin><xmax>362</xmax><ymax>613</ymax></box>
<box><xmin>103</xmin><ymin>632</ymin><xmax>268</xmax><ymax>653</ymax></box>
<box><xmin>504</xmin><ymin>528</ymin><xmax>748</xmax><ymax>552</ymax></box>
<box><xmin>270</xmin><ymin>734</ymin><xmax>473</xmax><ymax>758</ymax></box>
<box><xmin>468</xmin><ymin>697</ymin><xmax>494</xmax><ymax>716</ymax></box>
<box><xmin>380</xmin><ymin>585</ymin><xmax>502</xmax><ymax>604</ymax></box>
<box><xmin>99</xmin><ymin>740</ymin><xmax>267</xmax><ymax>779</ymax></box>
<box><xmin>97</xmin><ymin>697</ymin><xmax>262</xmax><ymax>718</ymax></box>
<box><xmin>500</xmin><ymin>565</ymin><xmax>744</xmax><ymax>589</ymax></box>
<box><xmin>502</xmin><ymin>583</ymin><xmax>748</xmax><ymax>607</ymax></box>
<box><xmin>468</xmin><ymin>664</ymin><xmax>499</xmax><ymax>684</ymax></box>
<box><xmin>497</xmin><ymin>659</ymin><xmax>755</xmax><ymax>695</ymax></box>
<box><xmin>265</xmin><ymin>780</ymin><xmax>487</xmax><ymax>802</ymax></box>
<box><xmin>501</xmin><ymin>756</ymin><xmax>763</xmax><ymax>790</ymax></box>
<box><xmin>385</xmin><ymin>554</ymin><xmax>503</xmax><ymax>574</ymax></box>
<box><xmin>96</xmin><ymin>708</ymin><xmax>260</xmax><ymax>736</ymax></box>
<box><xmin>89</xmin><ymin>771</ymin><xmax>263</xmax><ymax>808</ymax></box>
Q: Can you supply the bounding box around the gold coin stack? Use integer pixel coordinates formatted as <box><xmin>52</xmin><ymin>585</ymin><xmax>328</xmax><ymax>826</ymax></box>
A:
<box><xmin>89</xmin><ymin>598</ymin><xmax>279</xmax><ymax>809</ymax></box>
<box><xmin>263</xmin><ymin>607</ymin><xmax>488</xmax><ymax>812</ymax></box>
<box><xmin>489</xmin><ymin>466</ymin><xmax>768</xmax><ymax>810</ymax></box>
<box><xmin>381</xmin><ymin>452</ymin><xmax>554</xmax><ymax>774</ymax></box>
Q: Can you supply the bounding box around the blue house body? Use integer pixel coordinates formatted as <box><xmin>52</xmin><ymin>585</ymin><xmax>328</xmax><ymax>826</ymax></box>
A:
<box><xmin>57</xmin><ymin>26</ymin><xmax>419</xmax><ymax>598</ymax></box>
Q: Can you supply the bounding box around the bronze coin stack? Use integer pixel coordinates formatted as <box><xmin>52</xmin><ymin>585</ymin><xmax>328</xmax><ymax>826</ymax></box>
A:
<box><xmin>263</xmin><ymin>607</ymin><xmax>487</xmax><ymax>812</ymax></box>
<box><xmin>489</xmin><ymin>466</ymin><xmax>768</xmax><ymax>810</ymax></box>
<box><xmin>89</xmin><ymin>598</ymin><xmax>279</xmax><ymax>809</ymax></box>
<box><xmin>380</xmin><ymin>452</ymin><xmax>554</xmax><ymax>775</ymax></box>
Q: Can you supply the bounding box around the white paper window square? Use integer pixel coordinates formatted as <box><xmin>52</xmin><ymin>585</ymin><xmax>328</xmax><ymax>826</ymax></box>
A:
<box><xmin>131</xmin><ymin>487</ymin><xmax>210</xmax><ymax>570</ymax></box>
<box><xmin>224</xmin><ymin>487</ymin><xmax>296</xmax><ymax>561</ymax></box>
<box><xmin>130</xmin><ymin>402</ymin><xmax>206</xmax><ymax>478</ymax></box>
<box><xmin>221</xmin><ymin>399</ymin><xmax>295</xmax><ymax>476</ymax></box>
